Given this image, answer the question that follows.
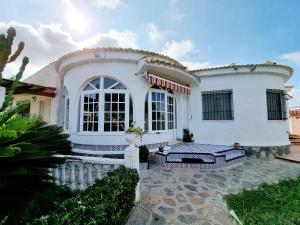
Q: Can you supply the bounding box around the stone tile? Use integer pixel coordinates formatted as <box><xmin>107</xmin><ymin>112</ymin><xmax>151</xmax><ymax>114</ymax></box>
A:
<box><xmin>176</xmin><ymin>193</ymin><xmax>187</xmax><ymax>203</ymax></box>
<box><xmin>158</xmin><ymin>206</ymin><xmax>175</xmax><ymax>215</ymax></box>
<box><xmin>164</xmin><ymin>188</ymin><xmax>174</xmax><ymax>196</ymax></box>
<box><xmin>189</xmin><ymin>196</ymin><xmax>205</xmax><ymax>205</ymax></box>
<box><xmin>177</xmin><ymin>215</ymin><xmax>198</xmax><ymax>224</ymax></box>
<box><xmin>179</xmin><ymin>204</ymin><xmax>193</xmax><ymax>212</ymax></box>
<box><xmin>164</xmin><ymin>198</ymin><xmax>176</xmax><ymax>207</ymax></box>
<box><xmin>183</xmin><ymin>184</ymin><xmax>198</xmax><ymax>192</ymax></box>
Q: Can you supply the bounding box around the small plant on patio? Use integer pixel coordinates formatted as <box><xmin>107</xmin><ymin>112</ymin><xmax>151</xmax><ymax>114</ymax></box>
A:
<box><xmin>139</xmin><ymin>145</ymin><xmax>149</xmax><ymax>163</ymax></box>
<box><xmin>183</xmin><ymin>129</ymin><xmax>194</xmax><ymax>142</ymax></box>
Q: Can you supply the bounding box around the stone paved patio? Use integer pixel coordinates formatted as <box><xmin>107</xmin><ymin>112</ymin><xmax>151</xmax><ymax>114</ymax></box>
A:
<box><xmin>140</xmin><ymin>151</ymin><xmax>300</xmax><ymax>225</ymax></box>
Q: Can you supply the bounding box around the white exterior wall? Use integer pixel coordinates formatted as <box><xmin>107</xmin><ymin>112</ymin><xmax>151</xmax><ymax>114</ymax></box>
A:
<box><xmin>63</xmin><ymin>61</ymin><xmax>187</xmax><ymax>145</ymax></box>
<box><xmin>190</xmin><ymin>73</ymin><xmax>290</xmax><ymax>146</ymax></box>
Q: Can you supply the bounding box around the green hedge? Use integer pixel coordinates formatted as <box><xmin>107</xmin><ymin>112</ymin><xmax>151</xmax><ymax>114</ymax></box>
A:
<box><xmin>224</xmin><ymin>176</ymin><xmax>300</xmax><ymax>225</ymax></box>
<box><xmin>31</xmin><ymin>166</ymin><xmax>139</xmax><ymax>225</ymax></box>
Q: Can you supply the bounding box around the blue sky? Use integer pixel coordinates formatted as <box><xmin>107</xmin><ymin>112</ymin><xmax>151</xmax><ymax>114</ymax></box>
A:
<box><xmin>1</xmin><ymin>0</ymin><xmax>300</xmax><ymax>105</ymax></box>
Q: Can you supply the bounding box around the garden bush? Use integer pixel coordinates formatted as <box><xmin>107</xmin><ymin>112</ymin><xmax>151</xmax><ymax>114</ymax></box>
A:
<box><xmin>31</xmin><ymin>166</ymin><xmax>139</xmax><ymax>225</ymax></box>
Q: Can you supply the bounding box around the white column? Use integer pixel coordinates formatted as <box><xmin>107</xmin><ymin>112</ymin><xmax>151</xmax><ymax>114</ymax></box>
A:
<box><xmin>53</xmin><ymin>166</ymin><xmax>60</xmax><ymax>185</ymax></box>
<box><xmin>78</xmin><ymin>164</ymin><xmax>85</xmax><ymax>190</ymax></box>
<box><xmin>95</xmin><ymin>164</ymin><xmax>102</xmax><ymax>180</ymax></box>
<box><xmin>0</xmin><ymin>87</ymin><xmax>6</xmax><ymax>108</ymax></box>
<box><xmin>59</xmin><ymin>164</ymin><xmax>66</xmax><ymax>185</ymax></box>
<box><xmin>69</xmin><ymin>162</ymin><xmax>76</xmax><ymax>191</ymax></box>
<box><xmin>86</xmin><ymin>163</ymin><xmax>93</xmax><ymax>186</ymax></box>
<box><xmin>124</xmin><ymin>144</ymin><xmax>140</xmax><ymax>202</ymax></box>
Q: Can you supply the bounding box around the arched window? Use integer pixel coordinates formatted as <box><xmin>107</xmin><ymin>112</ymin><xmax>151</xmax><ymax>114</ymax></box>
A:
<box><xmin>80</xmin><ymin>77</ymin><xmax>131</xmax><ymax>133</ymax></box>
<box><xmin>145</xmin><ymin>86</ymin><xmax>176</xmax><ymax>132</ymax></box>
<box><xmin>63</xmin><ymin>87</ymin><xmax>69</xmax><ymax>131</ymax></box>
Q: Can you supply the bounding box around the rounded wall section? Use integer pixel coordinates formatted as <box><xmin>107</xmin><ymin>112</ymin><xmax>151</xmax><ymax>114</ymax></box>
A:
<box><xmin>63</xmin><ymin>61</ymin><xmax>150</xmax><ymax>145</ymax></box>
<box><xmin>190</xmin><ymin>72</ymin><xmax>290</xmax><ymax>146</ymax></box>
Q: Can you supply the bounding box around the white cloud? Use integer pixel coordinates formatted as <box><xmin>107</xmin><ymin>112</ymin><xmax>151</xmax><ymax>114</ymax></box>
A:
<box><xmin>92</xmin><ymin>0</ymin><xmax>121</xmax><ymax>9</ymax></box>
<box><xmin>0</xmin><ymin>21</ymin><xmax>138</xmax><ymax>78</ymax></box>
<box><xmin>181</xmin><ymin>61</ymin><xmax>211</xmax><ymax>70</ymax></box>
<box><xmin>170</xmin><ymin>14</ymin><xmax>185</xmax><ymax>23</ymax></box>
<box><xmin>79</xmin><ymin>30</ymin><xmax>138</xmax><ymax>49</ymax></box>
<box><xmin>145</xmin><ymin>23</ymin><xmax>167</xmax><ymax>45</ymax></box>
<box><xmin>290</xmin><ymin>85</ymin><xmax>300</xmax><ymax>107</ymax></box>
<box><xmin>281</xmin><ymin>51</ymin><xmax>300</xmax><ymax>67</ymax></box>
<box><xmin>62</xmin><ymin>0</ymin><xmax>89</xmax><ymax>32</ymax></box>
<box><xmin>161</xmin><ymin>40</ymin><xmax>195</xmax><ymax>60</ymax></box>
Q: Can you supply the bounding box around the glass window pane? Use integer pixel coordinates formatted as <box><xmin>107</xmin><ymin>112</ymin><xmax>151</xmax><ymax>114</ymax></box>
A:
<box><xmin>119</xmin><ymin>94</ymin><xmax>125</xmax><ymax>102</ymax></box>
<box><xmin>105</xmin><ymin>103</ymin><xmax>111</xmax><ymax>111</ymax></box>
<box><xmin>105</xmin><ymin>93</ymin><xmax>111</xmax><ymax>101</ymax></box>
<box><xmin>104</xmin><ymin>123</ymin><xmax>110</xmax><ymax>131</ymax></box>
<box><xmin>104</xmin><ymin>113</ymin><xmax>110</xmax><ymax>121</ymax></box>
<box><xmin>112</xmin><ymin>123</ymin><xmax>118</xmax><ymax>131</ymax></box>
<box><xmin>112</xmin><ymin>83</ymin><xmax>126</xmax><ymax>90</ymax></box>
<box><xmin>112</xmin><ymin>93</ymin><xmax>118</xmax><ymax>102</ymax></box>
<box><xmin>152</xmin><ymin>92</ymin><xmax>156</xmax><ymax>101</ymax></box>
<box><xmin>152</xmin><ymin>122</ymin><xmax>156</xmax><ymax>130</ymax></box>
<box><xmin>112</xmin><ymin>113</ymin><xmax>118</xmax><ymax>121</ymax></box>
<box><xmin>84</xmin><ymin>84</ymin><xmax>94</xmax><ymax>91</ymax></box>
<box><xmin>157</xmin><ymin>122</ymin><xmax>161</xmax><ymax>130</ymax></box>
<box><xmin>119</xmin><ymin>103</ymin><xmax>125</xmax><ymax>111</ymax></box>
<box><xmin>112</xmin><ymin>103</ymin><xmax>118</xmax><ymax>111</ymax></box>
<box><xmin>152</xmin><ymin>112</ymin><xmax>156</xmax><ymax>120</ymax></box>
<box><xmin>90</xmin><ymin>78</ymin><xmax>100</xmax><ymax>89</ymax></box>
<box><xmin>104</xmin><ymin>78</ymin><xmax>118</xmax><ymax>89</ymax></box>
<box><xmin>119</xmin><ymin>113</ymin><xmax>125</xmax><ymax>121</ymax></box>
<box><xmin>119</xmin><ymin>123</ymin><xmax>125</xmax><ymax>131</ymax></box>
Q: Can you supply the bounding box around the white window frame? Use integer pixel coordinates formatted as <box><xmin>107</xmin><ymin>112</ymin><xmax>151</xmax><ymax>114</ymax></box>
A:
<box><xmin>79</xmin><ymin>77</ymin><xmax>129</xmax><ymax>134</ymax></box>
<box><xmin>148</xmin><ymin>88</ymin><xmax>176</xmax><ymax>133</ymax></box>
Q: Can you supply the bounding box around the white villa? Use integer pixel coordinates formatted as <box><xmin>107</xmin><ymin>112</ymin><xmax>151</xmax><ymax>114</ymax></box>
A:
<box><xmin>9</xmin><ymin>48</ymin><xmax>294</xmax><ymax>154</ymax></box>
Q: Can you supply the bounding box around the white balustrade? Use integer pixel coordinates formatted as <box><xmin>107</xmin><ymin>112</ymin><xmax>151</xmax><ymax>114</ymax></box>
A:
<box><xmin>50</xmin><ymin>155</ymin><xmax>125</xmax><ymax>191</ymax></box>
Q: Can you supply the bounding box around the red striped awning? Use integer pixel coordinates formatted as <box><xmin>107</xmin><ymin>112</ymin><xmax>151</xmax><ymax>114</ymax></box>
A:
<box><xmin>148</xmin><ymin>73</ymin><xmax>191</xmax><ymax>94</ymax></box>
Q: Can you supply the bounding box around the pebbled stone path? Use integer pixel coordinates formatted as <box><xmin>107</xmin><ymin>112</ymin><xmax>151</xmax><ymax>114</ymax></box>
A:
<box><xmin>140</xmin><ymin>154</ymin><xmax>300</xmax><ymax>225</ymax></box>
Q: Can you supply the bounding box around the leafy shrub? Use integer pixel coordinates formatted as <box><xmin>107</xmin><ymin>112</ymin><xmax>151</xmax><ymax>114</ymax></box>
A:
<box><xmin>31</xmin><ymin>166</ymin><xmax>139</xmax><ymax>225</ymax></box>
<box><xmin>139</xmin><ymin>145</ymin><xmax>149</xmax><ymax>163</ymax></box>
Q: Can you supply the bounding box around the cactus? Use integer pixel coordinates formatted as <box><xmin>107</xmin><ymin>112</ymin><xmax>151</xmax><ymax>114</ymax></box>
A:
<box><xmin>0</xmin><ymin>27</ymin><xmax>29</xmax><ymax>111</ymax></box>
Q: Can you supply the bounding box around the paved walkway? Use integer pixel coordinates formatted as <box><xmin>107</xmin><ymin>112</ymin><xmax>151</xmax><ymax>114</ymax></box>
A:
<box><xmin>140</xmin><ymin>152</ymin><xmax>300</xmax><ymax>225</ymax></box>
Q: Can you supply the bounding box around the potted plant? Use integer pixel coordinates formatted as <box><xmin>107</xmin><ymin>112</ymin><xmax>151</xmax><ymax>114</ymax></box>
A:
<box><xmin>183</xmin><ymin>129</ymin><xmax>194</xmax><ymax>143</ymax></box>
<box><xmin>139</xmin><ymin>145</ymin><xmax>149</xmax><ymax>170</ymax></box>
<box><xmin>233</xmin><ymin>142</ymin><xmax>241</xmax><ymax>149</ymax></box>
<box><xmin>125</xmin><ymin>127</ymin><xmax>143</xmax><ymax>145</ymax></box>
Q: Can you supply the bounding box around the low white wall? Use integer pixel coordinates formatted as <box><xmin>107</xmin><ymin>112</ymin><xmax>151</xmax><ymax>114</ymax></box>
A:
<box><xmin>190</xmin><ymin>73</ymin><xmax>290</xmax><ymax>146</ymax></box>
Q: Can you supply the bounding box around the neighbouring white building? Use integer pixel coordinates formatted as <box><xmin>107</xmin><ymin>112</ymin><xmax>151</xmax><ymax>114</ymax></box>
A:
<box><xmin>8</xmin><ymin>48</ymin><xmax>294</xmax><ymax>153</ymax></box>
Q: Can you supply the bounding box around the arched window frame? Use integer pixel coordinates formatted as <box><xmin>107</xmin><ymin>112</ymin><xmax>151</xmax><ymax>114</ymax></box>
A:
<box><xmin>146</xmin><ymin>87</ymin><xmax>177</xmax><ymax>132</ymax></box>
<box><xmin>79</xmin><ymin>76</ymin><xmax>130</xmax><ymax>134</ymax></box>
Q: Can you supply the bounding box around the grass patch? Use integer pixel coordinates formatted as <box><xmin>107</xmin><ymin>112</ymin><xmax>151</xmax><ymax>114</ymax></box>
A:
<box><xmin>224</xmin><ymin>176</ymin><xmax>300</xmax><ymax>225</ymax></box>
